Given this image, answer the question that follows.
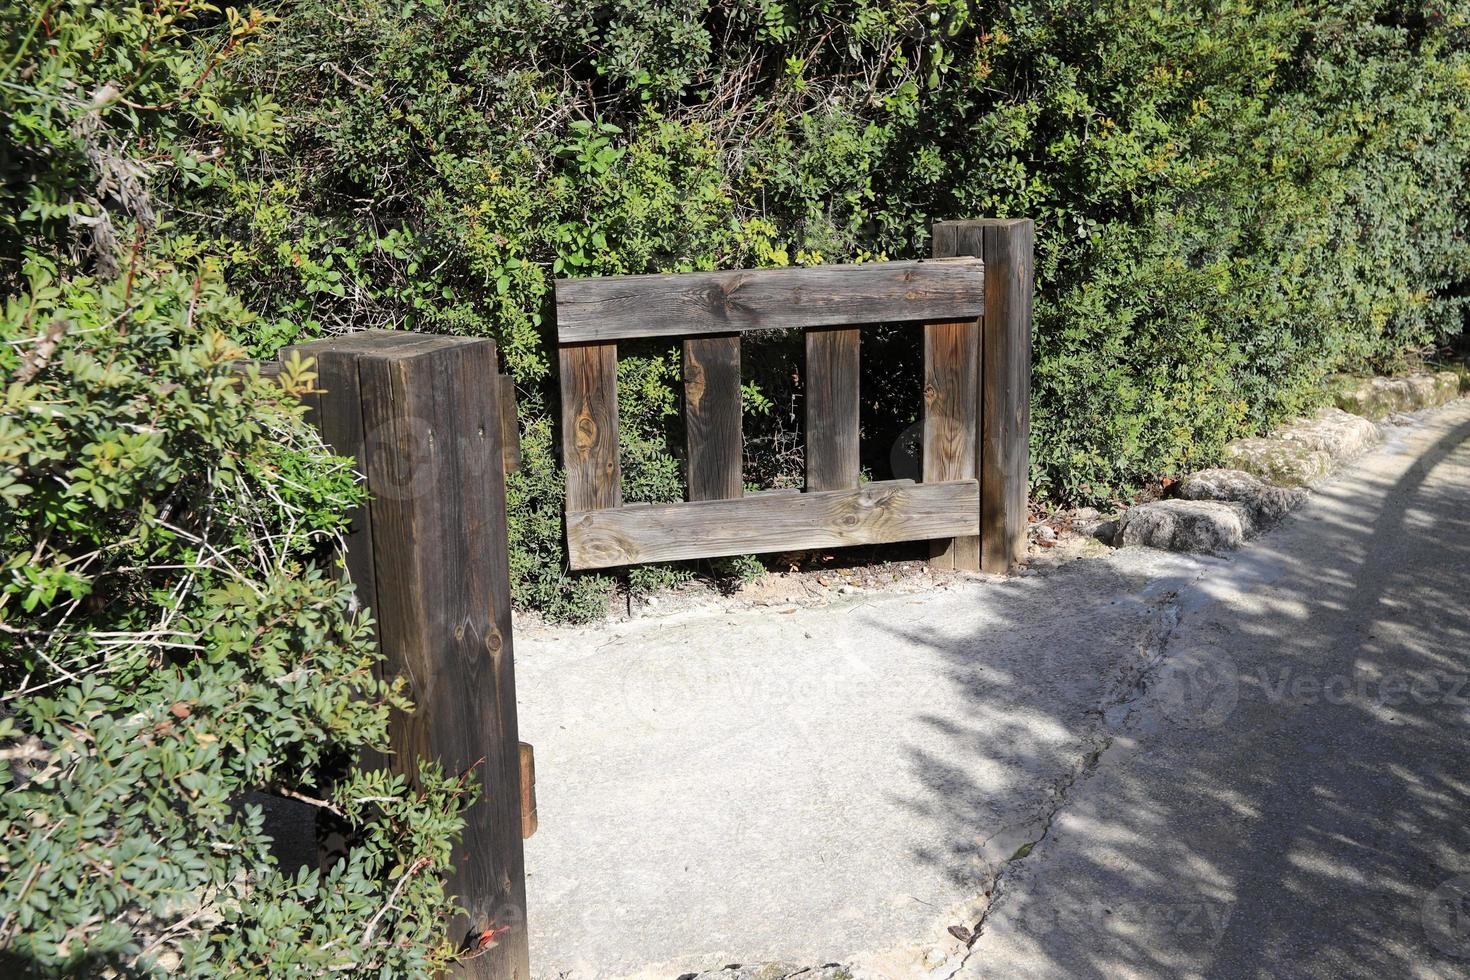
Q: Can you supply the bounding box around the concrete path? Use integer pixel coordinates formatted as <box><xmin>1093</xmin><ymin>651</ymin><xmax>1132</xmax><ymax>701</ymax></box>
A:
<box><xmin>516</xmin><ymin>401</ymin><xmax>1470</xmax><ymax>979</ymax></box>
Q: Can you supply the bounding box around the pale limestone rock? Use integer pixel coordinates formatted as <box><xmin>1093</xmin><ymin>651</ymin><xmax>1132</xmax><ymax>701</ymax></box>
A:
<box><xmin>1222</xmin><ymin>438</ymin><xmax>1334</xmax><ymax>486</ymax></box>
<box><xmin>1334</xmin><ymin>373</ymin><xmax>1462</xmax><ymax>420</ymax></box>
<box><xmin>1112</xmin><ymin>499</ymin><xmax>1254</xmax><ymax>554</ymax></box>
<box><xmin>1273</xmin><ymin>407</ymin><xmax>1380</xmax><ymax>461</ymax></box>
<box><xmin>1178</xmin><ymin>467</ymin><xmax>1306</xmax><ymax>525</ymax></box>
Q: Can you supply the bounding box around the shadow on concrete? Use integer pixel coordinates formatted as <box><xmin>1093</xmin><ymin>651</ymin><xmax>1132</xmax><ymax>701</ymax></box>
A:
<box><xmin>886</xmin><ymin>415</ymin><xmax>1470</xmax><ymax>978</ymax></box>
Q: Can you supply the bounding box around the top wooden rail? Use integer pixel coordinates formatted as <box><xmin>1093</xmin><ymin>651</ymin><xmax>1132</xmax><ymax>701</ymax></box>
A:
<box><xmin>553</xmin><ymin>257</ymin><xmax>985</xmax><ymax>343</ymax></box>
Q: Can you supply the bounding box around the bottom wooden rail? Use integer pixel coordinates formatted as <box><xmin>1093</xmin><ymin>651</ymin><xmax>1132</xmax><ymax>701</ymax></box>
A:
<box><xmin>566</xmin><ymin>478</ymin><xmax>981</xmax><ymax>569</ymax></box>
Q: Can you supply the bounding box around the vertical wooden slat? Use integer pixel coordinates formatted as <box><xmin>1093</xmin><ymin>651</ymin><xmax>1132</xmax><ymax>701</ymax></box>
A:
<box><xmin>805</xmin><ymin>326</ymin><xmax>861</xmax><ymax>491</ymax></box>
<box><xmin>928</xmin><ymin>225</ymin><xmax>986</xmax><ymax>570</ymax></box>
<box><xmin>682</xmin><ymin>335</ymin><xmax>743</xmax><ymax>501</ymax></box>
<box><xmin>934</xmin><ymin>218</ymin><xmax>1034</xmax><ymax>574</ymax></box>
<box><xmin>498</xmin><ymin>374</ymin><xmax>522</xmax><ymax>475</ymax></box>
<box><xmin>354</xmin><ymin>335</ymin><xmax>530</xmax><ymax>977</ymax></box>
<box><xmin>980</xmin><ymin>219</ymin><xmax>1034</xmax><ymax>573</ymax></box>
<box><xmin>287</xmin><ymin>334</ymin><xmax>426</xmax><ymax>638</ymax></box>
<box><xmin>923</xmin><ymin>319</ymin><xmax>981</xmax><ymax>570</ymax></box>
<box><xmin>559</xmin><ymin>342</ymin><xmax>621</xmax><ymax>512</ymax></box>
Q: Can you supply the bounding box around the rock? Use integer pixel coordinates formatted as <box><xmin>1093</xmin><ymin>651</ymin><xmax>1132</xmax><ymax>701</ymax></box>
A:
<box><xmin>1273</xmin><ymin>407</ymin><xmax>1380</xmax><ymax>461</ymax></box>
<box><xmin>1333</xmin><ymin>373</ymin><xmax>1462</xmax><ymax>420</ymax></box>
<box><xmin>1112</xmin><ymin>499</ymin><xmax>1254</xmax><ymax>554</ymax></box>
<box><xmin>1035</xmin><ymin>524</ymin><xmax>1057</xmax><ymax>543</ymax></box>
<box><xmin>1072</xmin><ymin>506</ymin><xmax>1101</xmax><ymax>523</ymax></box>
<box><xmin>1088</xmin><ymin>518</ymin><xmax>1121</xmax><ymax>544</ymax></box>
<box><xmin>1222</xmin><ymin>438</ymin><xmax>1334</xmax><ymax>486</ymax></box>
<box><xmin>1178</xmin><ymin>468</ymin><xmax>1306</xmax><ymax>526</ymax></box>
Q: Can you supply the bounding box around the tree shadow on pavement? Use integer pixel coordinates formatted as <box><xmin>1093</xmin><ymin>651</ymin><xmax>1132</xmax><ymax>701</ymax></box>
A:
<box><xmin>883</xmin><ymin>414</ymin><xmax>1470</xmax><ymax>979</ymax></box>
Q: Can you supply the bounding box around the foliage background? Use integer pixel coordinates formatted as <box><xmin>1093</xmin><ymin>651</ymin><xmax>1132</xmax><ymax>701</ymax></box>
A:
<box><xmin>2</xmin><ymin>0</ymin><xmax>1468</xmax><ymax>971</ymax></box>
<box><xmin>2</xmin><ymin>1</ymin><xmax>469</xmax><ymax>974</ymax></box>
<box><xmin>199</xmin><ymin>0</ymin><xmax>1470</xmax><ymax>619</ymax></box>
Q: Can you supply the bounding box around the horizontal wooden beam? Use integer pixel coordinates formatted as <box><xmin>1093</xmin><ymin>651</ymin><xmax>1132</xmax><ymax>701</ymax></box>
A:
<box><xmin>554</xmin><ymin>258</ymin><xmax>985</xmax><ymax>343</ymax></box>
<box><xmin>565</xmin><ymin>479</ymin><xmax>981</xmax><ymax>569</ymax></box>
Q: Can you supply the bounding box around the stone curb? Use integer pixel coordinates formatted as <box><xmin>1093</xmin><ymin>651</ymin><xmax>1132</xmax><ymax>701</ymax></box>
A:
<box><xmin>1110</xmin><ymin>373</ymin><xmax>1462</xmax><ymax>554</ymax></box>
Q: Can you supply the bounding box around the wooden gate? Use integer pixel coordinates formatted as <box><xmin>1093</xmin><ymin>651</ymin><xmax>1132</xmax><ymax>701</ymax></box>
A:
<box><xmin>556</xmin><ymin>218</ymin><xmax>1033</xmax><ymax>574</ymax></box>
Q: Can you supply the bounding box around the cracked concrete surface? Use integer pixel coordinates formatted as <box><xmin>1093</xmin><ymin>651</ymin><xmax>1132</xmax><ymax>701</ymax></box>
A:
<box><xmin>516</xmin><ymin>400</ymin><xmax>1470</xmax><ymax>979</ymax></box>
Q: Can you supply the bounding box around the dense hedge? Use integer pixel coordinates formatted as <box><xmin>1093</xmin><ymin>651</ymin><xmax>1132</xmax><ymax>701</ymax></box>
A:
<box><xmin>3</xmin><ymin>0</ymin><xmax>1467</xmax><ymax>970</ymax></box>
<box><xmin>193</xmin><ymin>0</ymin><xmax>1470</xmax><ymax>619</ymax></box>
<box><xmin>2</xmin><ymin>2</ymin><xmax>469</xmax><ymax>974</ymax></box>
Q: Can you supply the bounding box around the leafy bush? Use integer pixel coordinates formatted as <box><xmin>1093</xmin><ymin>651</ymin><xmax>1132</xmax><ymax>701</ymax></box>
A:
<box><xmin>2</xmin><ymin>2</ymin><xmax>467</xmax><ymax>974</ymax></box>
<box><xmin>200</xmin><ymin>0</ymin><xmax>1470</xmax><ymax>618</ymax></box>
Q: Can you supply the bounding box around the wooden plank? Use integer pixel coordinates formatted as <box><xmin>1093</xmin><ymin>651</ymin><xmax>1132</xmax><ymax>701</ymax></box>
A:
<box><xmin>935</xmin><ymin>219</ymin><xmax>1034</xmax><ymax>573</ymax></box>
<box><xmin>356</xmin><ymin>335</ymin><xmax>530</xmax><ymax>975</ymax></box>
<box><xmin>285</xmin><ymin>337</ymin><xmax>421</xmax><ymax>636</ymax></box>
<box><xmin>926</xmin><ymin>224</ymin><xmax>986</xmax><ymax>570</ymax></box>
<box><xmin>230</xmin><ymin>357</ymin><xmax>283</xmax><ymax>380</ymax></box>
<box><xmin>555</xmin><ymin>258</ymin><xmax>986</xmax><ymax>343</ymax></box>
<box><xmin>682</xmin><ymin>335</ymin><xmax>743</xmax><ymax>500</ymax></box>
<box><xmin>519</xmin><ymin>742</ymin><xmax>537</xmax><ymax>840</ymax></box>
<box><xmin>566</xmin><ymin>478</ymin><xmax>980</xmax><ymax>569</ymax></box>
<box><xmin>559</xmin><ymin>342</ymin><xmax>621</xmax><ymax>512</ymax></box>
<box><xmin>498</xmin><ymin>374</ymin><xmax>521</xmax><ymax>475</ymax></box>
<box><xmin>923</xmin><ymin>318</ymin><xmax>981</xmax><ymax>570</ymax></box>
<box><xmin>804</xmin><ymin>327</ymin><xmax>861</xmax><ymax>491</ymax></box>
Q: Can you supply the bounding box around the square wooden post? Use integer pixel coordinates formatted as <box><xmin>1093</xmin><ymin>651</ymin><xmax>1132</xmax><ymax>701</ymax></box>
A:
<box><xmin>933</xmin><ymin>219</ymin><xmax>1034</xmax><ymax>573</ymax></box>
<box><xmin>291</xmin><ymin>331</ymin><xmax>531</xmax><ymax>979</ymax></box>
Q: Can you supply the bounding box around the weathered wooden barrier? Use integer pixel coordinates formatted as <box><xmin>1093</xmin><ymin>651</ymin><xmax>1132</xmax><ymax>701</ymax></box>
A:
<box><xmin>555</xmin><ymin>217</ymin><xmax>1033</xmax><ymax>574</ymax></box>
<box><xmin>260</xmin><ymin>331</ymin><xmax>532</xmax><ymax>979</ymax></box>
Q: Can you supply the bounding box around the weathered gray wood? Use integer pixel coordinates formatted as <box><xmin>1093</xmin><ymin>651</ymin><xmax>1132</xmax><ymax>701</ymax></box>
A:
<box><xmin>285</xmin><ymin>335</ymin><xmax>418</xmax><ymax>635</ymax></box>
<box><xmin>354</xmin><ymin>334</ymin><xmax>530</xmax><ymax>976</ymax></box>
<box><xmin>804</xmin><ymin>327</ymin><xmax>861</xmax><ymax>491</ymax></box>
<box><xmin>566</xmin><ymin>478</ymin><xmax>980</xmax><ymax>569</ymax></box>
<box><xmin>559</xmin><ymin>342</ymin><xmax>621</xmax><ymax>512</ymax></box>
<box><xmin>499</xmin><ymin>374</ymin><xmax>521</xmax><ymax>475</ymax></box>
<box><xmin>922</xmin><ymin>318</ymin><xmax>981</xmax><ymax>570</ymax></box>
<box><xmin>230</xmin><ymin>357</ymin><xmax>283</xmax><ymax>380</ymax></box>
<box><xmin>935</xmin><ymin>219</ymin><xmax>1034</xmax><ymax>573</ymax></box>
<box><xmin>555</xmin><ymin>258</ymin><xmax>985</xmax><ymax>343</ymax></box>
<box><xmin>682</xmin><ymin>335</ymin><xmax>743</xmax><ymax>501</ymax></box>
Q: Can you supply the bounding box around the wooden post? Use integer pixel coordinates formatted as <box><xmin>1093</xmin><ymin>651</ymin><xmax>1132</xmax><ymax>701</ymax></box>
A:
<box><xmin>292</xmin><ymin>330</ymin><xmax>531</xmax><ymax>979</ymax></box>
<box><xmin>933</xmin><ymin>219</ymin><xmax>1034</xmax><ymax>573</ymax></box>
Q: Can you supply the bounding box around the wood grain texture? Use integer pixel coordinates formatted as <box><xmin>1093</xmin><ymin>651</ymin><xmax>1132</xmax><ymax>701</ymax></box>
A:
<box><xmin>554</xmin><ymin>258</ymin><xmax>985</xmax><ymax>342</ymax></box>
<box><xmin>356</xmin><ymin>335</ymin><xmax>530</xmax><ymax>977</ymax></box>
<box><xmin>682</xmin><ymin>335</ymin><xmax>743</xmax><ymax>501</ymax></box>
<box><xmin>804</xmin><ymin>327</ymin><xmax>861</xmax><ymax>491</ymax></box>
<box><xmin>980</xmin><ymin>219</ymin><xmax>1034</xmax><ymax>573</ymax></box>
<box><xmin>922</xmin><ymin>319</ymin><xmax>981</xmax><ymax>570</ymax></box>
<box><xmin>518</xmin><ymin>742</ymin><xmax>537</xmax><ymax>840</ymax></box>
<box><xmin>285</xmin><ymin>335</ymin><xmax>429</xmax><ymax>639</ymax></box>
<box><xmin>499</xmin><ymin>374</ymin><xmax>521</xmax><ymax>475</ymax></box>
<box><xmin>566</xmin><ymin>478</ymin><xmax>980</xmax><ymax>569</ymax></box>
<box><xmin>559</xmin><ymin>342</ymin><xmax>621</xmax><ymax>512</ymax></box>
<box><xmin>935</xmin><ymin>219</ymin><xmax>1034</xmax><ymax>573</ymax></box>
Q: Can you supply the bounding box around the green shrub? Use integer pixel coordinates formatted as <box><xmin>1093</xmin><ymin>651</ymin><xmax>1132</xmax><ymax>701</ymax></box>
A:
<box><xmin>201</xmin><ymin>0</ymin><xmax>1469</xmax><ymax>617</ymax></box>
<box><xmin>2</xmin><ymin>2</ymin><xmax>468</xmax><ymax>974</ymax></box>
